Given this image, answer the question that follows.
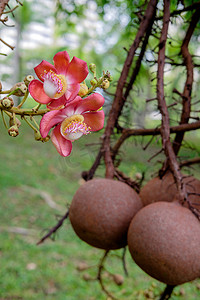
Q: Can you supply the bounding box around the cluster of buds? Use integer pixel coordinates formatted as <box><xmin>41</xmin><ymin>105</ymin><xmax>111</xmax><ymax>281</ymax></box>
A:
<box><xmin>88</xmin><ymin>64</ymin><xmax>112</xmax><ymax>93</ymax></box>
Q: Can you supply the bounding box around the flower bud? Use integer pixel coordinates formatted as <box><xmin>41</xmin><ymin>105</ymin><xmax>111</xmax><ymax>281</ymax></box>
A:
<box><xmin>78</xmin><ymin>83</ymin><xmax>88</xmax><ymax>97</ymax></box>
<box><xmin>1</xmin><ymin>96</ymin><xmax>14</xmax><ymax>108</ymax></box>
<box><xmin>101</xmin><ymin>79</ymin><xmax>110</xmax><ymax>89</ymax></box>
<box><xmin>89</xmin><ymin>63</ymin><xmax>96</xmax><ymax>74</ymax></box>
<box><xmin>42</xmin><ymin>135</ymin><xmax>50</xmax><ymax>142</ymax></box>
<box><xmin>34</xmin><ymin>130</ymin><xmax>42</xmax><ymax>141</ymax></box>
<box><xmin>24</xmin><ymin>75</ymin><xmax>35</xmax><ymax>87</ymax></box>
<box><xmin>90</xmin><ymin>79</ymin><xmax>97</xmax><ymax>86</ymax></box>
<box><xmin>8</xmin><ymin>125</ymin><xmax>19</xmax><ymax>137</ymax></box>
<box><xmin>11</xmin><ymin>82</ymin><xmax>27</xmax><ymax>96</ymax></box>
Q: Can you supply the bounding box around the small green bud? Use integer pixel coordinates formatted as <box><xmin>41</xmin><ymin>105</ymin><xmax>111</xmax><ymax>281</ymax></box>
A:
<box><xmin>90</xmin><ymin>79</ymin><xmax>97</xmax><ymax>86</ymax></box>
<box><xmin>24</xmin><ymin>75</ymin><xmax>35</xmax><ymax>87</ymax></box>
<box><xmin>1</xmin><ymin>96</ymin><xmax>14</xmax><ymax>108</ymax></box>
<box><xmin>11</xmin><ymin>82</ymin><xmax>27</xmax><ymax>96</ymax></box>
<box><xmin>8</xmin><ymin>125</ymin><xmax>19</xmax><ymax>137</ymax></box>
<box><xmin>42</xmin><ymin>135</ymin><xmax>50</xmax><ymax>142</ymax></box>
<box><xmin>101</xmin><ymin>79</ymin><xmax>110</xmax><ymax>89</ymax></box>
<box><xmin>89</xmin><ymin>63</ymin><xmax>96</xmax><ymax>73</ymax></box>
<box><xmin>78</xmin><ymin>83</ymin><xmax>88</xmax><ymax>97</ymax></box>
<box><xmin>34</xmin><ymin>130</ymin><xmax>42</xmax><ymax>141</ymax></box>
<box><xmin>108</xmin><ymin>75</ymin><xmax>113</xmax><ymax>82</ymax></box>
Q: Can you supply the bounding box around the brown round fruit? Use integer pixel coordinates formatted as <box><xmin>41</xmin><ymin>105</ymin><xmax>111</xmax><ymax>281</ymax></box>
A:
<box><xmin>69</xmin><ymin>178</ymin><xmax>143</xmax><ymax>250</ymax></box>
<box><xmin>128</xmin><ymin>201</ymin><xmax>200</xmax><ymax>285</ymax></box>
<box><xmin>140</xmin><ymin>172</ymin><xmax>200</xmax><ymax>207</ymax></box>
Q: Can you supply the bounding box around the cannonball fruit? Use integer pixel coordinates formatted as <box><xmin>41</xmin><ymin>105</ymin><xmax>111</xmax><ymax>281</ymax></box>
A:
<box><xmin>140</xmin><ymin>172</ymin><xmax>200</xmax><ymax>208</ymax></box>
<box><xmin>128</xmin><ymin>201</ymin><xmax>200</xmax><ymax>285</ymax></box>
<box><xmin>69</xmin><ymin>178</ymin><xmax>143</xmax><ymax>250</ymax></box>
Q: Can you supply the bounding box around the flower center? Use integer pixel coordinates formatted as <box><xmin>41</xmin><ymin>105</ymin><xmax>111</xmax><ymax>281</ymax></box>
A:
<box><xmin>43</xmin><ymin>70</ymin><xmax>67</xmax><ymax>99</ymax></box>
<box><xmin>60</xmin><ymin>114</ymin><xmax>91</xmax><ymax>141</ymax></box>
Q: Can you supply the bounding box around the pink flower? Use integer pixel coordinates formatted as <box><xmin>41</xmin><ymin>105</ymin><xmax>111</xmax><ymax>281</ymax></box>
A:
<box><xmin>40</xmin><ymin>93</ymin><xmax>105</xmax><ymax>157</ymax></box>
<box><xmin>29</xmin><ymin>51</ymin><xmax>89</xmax><ymax>109</ymax></box>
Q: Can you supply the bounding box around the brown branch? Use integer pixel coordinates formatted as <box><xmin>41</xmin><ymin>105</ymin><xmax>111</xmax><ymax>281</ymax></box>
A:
<box><xmin>112</xmin><ymin>121</ymin><xmax>200</xmax><ymax>156</ymax></box>
<box><xmin>123</xmin><ymin>4</ymin><xmax>157</xmax><ymax>101</ymax></box>
<box><xmin>159</xmin><ymin>285</ymin><xmax>176</xmax><ymax>300</ymax></box>
<box><xmin>156</xmin><ymin>2</ymin><xmax>200</xmax><ymax>20</ymax></box>
<box><xmin>103</xmin><ymin>0</ymin><xmax>158</xmax><ymax>178</ymax></box>
<box><xmin>114</xmin><ymin>169</ymin><xmax>140</xmax><ymax>193</ymax></box>
<box><xmin>0</xmin><ymin>0</ymin><xmax>9</xmax><ymax>17</ymax></box>
<box><xmin>0</xmin><ymin>38</ymin><xmax>15</xmax><ymax>50</ymax></box>
<box><xmin>180</xmin><ymin>157</ymin><xmax>200</xmax><ymax>168</ymax></box>
<box><xmin>157</xmin><ymin>0</ymin><xmax>186</xmax><ymax>203</ymax></box>
<box><xmin>97</xmin><ymin>250</ymin><xmax>118</xmax><ymax>300</ymax></box>
<box><xmin>172</xmin><ymin>7</ymin><xmax>200</xmax><ymax>155</ymax></box>
<box><xmin>37</xmin><ymin>210</ymin><xmax>69</xmax><ymax>245</ymax></box>
<box><xmin>2</xmin><ymin>4</ymin><xmax>19</xmax><ymax>14</ymax></box>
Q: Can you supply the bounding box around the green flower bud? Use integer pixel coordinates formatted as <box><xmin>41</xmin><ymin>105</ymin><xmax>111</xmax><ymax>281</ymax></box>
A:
<box><xmin>89</xmin><ymin>63</ymin><xmax>96</xmax><ymax>73</ymax></box>
<box><xmin>78</xmin><ymin>83</ymin><xmax>88</xmax><ymax>97</ymax></box>
<box><xmin>8</xmin><ymin>125</ymin><xmax>19</xmax><ymax>137</ymax></box>
<box><xmin>42</xmin><ymin>135</ymin><xmax>50</xmax><ymax>142</ymax></box>
<box><xmin>101</xmin><ymin>79</ymin><xmax>110</xmax><ymax>89</ymax></box>
<box><xmin>11</xmin><ymin>82</ymin><xmax>27</xmax><ymax>96</ymax></box>
<box><xmin>90</xmin><ymin>79</ymin><xmax>97</xmax><ymax>86</ymax></box>
<box><xmin>24</xmin><ymin>75</ymin><xmax>35</xmax><ymax>87</ymax></box>
<box><xmin>34</xmin><ymin>130</ymin><xmax>42</xmax><ymax>141</ymax></box>
<box><xmin>1</xmin><ymin>96</ymin><xmax>14</xmax><ymax>108</ymax></box>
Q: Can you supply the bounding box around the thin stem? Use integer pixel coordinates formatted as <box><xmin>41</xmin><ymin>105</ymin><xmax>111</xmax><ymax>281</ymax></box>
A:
<box><xmin>1</xmin><ymin>110</ymin><xmax>8</xmax><ymax>129</ymax></box>
<box><xmin>0</xmin><ymin>103</ymin><xmax>49</xmax><ymax>116</ymax></box>
<box><xmin>0</xmin><ymin>90</ymin><xmax>11</xmax><ymax>94</ymax></box>
<box><xmin>97</xmin><ymin>250</ymin><xmax>118</xmax><ymax>300</ymax></box>
<box><xmin>17</xmin><ymin>90</ymin><xmax>29</xmax><ymax>108</ymax></box>
<box><xmin>31</xmin><ymin>117</ymin><xmax>40</xmax><ymax>130</ymax></box>
<box><xmin>32</xmin><ymin>103</ymin><xmax>41</xmax><ymax>112</ymax></box>
<box><xmin>23</xmin><ymin>116</ymin><xmax>38</xmax><ymax>132</ymax></box>
<box><xmin>37</xmin><ymin>210</ymin><xmax>69</xmax><ymax>245</ymax></box>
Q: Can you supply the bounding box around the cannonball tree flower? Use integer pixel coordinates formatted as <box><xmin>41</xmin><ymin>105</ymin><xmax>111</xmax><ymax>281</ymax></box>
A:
<box><xmin>40</xmin><ymin>93</ymin><xmax>105</xmax><ymax>157</ymax></box>
<box><xmin>29</xmin><ymin>51</ymin><xmax>89</xmax><ymax>109</ymax></box>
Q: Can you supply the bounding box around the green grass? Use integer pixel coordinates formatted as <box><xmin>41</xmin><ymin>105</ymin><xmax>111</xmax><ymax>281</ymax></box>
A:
<box><xmin>0</xmin><ymin>118</ymin><xmax>200</xmax><ymax>299</ymax></box>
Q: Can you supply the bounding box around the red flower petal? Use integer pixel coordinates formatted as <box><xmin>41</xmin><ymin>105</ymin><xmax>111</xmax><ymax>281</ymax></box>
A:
<box><xmin>47</xmin><ymin>95</ymin><xmax>67</xmax><ymax>110</ymax></box>
<box><xmin>29</xmin><ymin>80</ymin><xmax>52</xmax><ymax>104</ymax></box>
<box><xmin>53</xmin><ymin>51</ymin><xmax>70</xmax><ymax>75</ymax></box>
<box><xmin>66</xmin><ymin>56</ymin><xmax>88</xmax><ymax>84</ymax></box>
<box><xmin>61</xmin><ymin>96</ymin><xmax>83</xmax><ymax>117</ymax></box>
<box><xmin>51</xmin><ymin>125</ymin><xmax>73</xmax><ymax>157</ymax></box>
<box><xmin>34</xmin><ymin>60</ymin><xmax>57</xmax><ymax>82</ymax></box>
<box><xmin>83</xmin><ymin>111</ymin><xmax>105</xmax><ymax>131</ymax></box>
<box><xmin>65</xmin><ymin>83</ymin><xmax>80</xmax><ymax>102</ymax></box>
<box><xmin>75</xmin><ymin>93</ymin><xmax>105</xmax><ymax>114</ymax></box>
<box><xmin>40</xmin><ymin>110</ymin><xmax>64</xmax><ymax>138</ymax></box>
